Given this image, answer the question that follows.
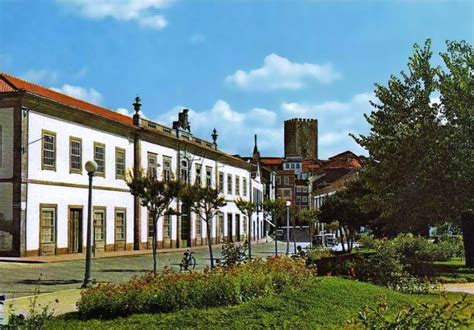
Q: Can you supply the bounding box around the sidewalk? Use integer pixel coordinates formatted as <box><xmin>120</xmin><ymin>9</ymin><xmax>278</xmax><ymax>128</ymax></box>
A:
<box><xmin>0</xmin><ymin>239</ymin><xmax>268</xmax><ymax>264</ymax></box>
<box><xmin>3</xmin><ymin>289</ymin><xmax>81</xmax><ymax>323</ymax></box>
<box><xmin>441</xmin><ymin>283</ymin><xmax>474</xmax><ymax>295</ymax></box>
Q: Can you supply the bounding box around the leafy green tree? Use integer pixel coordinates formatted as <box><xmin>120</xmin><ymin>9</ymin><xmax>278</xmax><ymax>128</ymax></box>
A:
<box><xmin>318</xmin><ymin>180</ymin><xmax>373</xmax><ymax>252</ymax></box>
<box><xmin>262</xmin><ymin>198</ymin><xmax>286</xmax><ymax>255</ymax></box>
<box><xmin>180</xmin><ymin>185</ymin><xmax>226</xmax><ymax>268</ymax></box>
<box><xmin>353</xmin><ymin>40</ymin><xmax>474</xmax><ymax>266</ymax></box>
<box><xmin>236</xmin><ymin>198</ymin><xmax>257</xmax><ymax>260</ymax></box>
<box><xmin>298</xmin><ymin>208</ymin><xmax>319</xmax><ymax>247</ymax></box>
<box><xmin>127</xmin><ymin>169</ymin><xmax>181</xmax><ymax>274</ymax></box>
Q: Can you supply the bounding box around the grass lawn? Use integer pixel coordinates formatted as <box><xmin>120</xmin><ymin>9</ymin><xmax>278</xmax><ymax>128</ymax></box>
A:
<box><xmin>423</xmin><ymin>259</ymin><xmax>474</xmax><ymax>283</ymax></box>
<box><xmin>44</xmin><ymin>277</ymin><xmax>473</xmax><ymax>329</ymax></box>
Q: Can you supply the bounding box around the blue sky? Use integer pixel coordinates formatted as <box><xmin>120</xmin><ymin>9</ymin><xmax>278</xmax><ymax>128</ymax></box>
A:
<box><xmin>1</xmin><ymin>0</ymin><xmax>472</xmax><ymax>158</ymax></box>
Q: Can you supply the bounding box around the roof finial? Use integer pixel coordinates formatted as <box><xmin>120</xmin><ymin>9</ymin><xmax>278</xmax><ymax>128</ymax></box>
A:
<box><xmin>133</xmin><ymin>95</ymin><xmax>141</xmax><ymax>114</ymax></box>
<box><xmin>211</xmin><ymin>128</ymin><xmax>218</xmax><ymax>149</ymax></box>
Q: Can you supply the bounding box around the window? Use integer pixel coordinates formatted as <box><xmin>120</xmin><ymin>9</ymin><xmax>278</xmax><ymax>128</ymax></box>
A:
<box><xmin>115</xmin><ymin>147</ymin><xmax>126</xmax><ymax>179</ymax></box>
<box><xmin>243</xmin><ymin>177</ymin><xmax>247</xmax><ymax>196</ymax></box>
<box><xmin>218</xmin><ymin>172</ymin><xmax>224</xmax><ymax>193</ymax></box>
<box><xmin>148</xmin><ymin>152</ymin><xmax>158</xmax><ymax>178</ymax></box>
<box><xmin>163</xmin><ymin>156</ymin><xmax>172</xmax><ymax>181</ymax></box>
<box><xmin>148</xmin><ymin>211</ymin><xmax>154</xmax><ymax>238</ymax></box>
<box><xmin>94</xmin><ymin>142</ymin><xmax>105</xmax><ymax>177</ymax></box>
<box><xmin>276</xmin><ymin>177</ymin><xmax>281</xmax><ymax>185</ymax></box>
<box><xmin>94</xmin><ymin>208</ymin><xmax>106</xmax><ymax>241</ymax></box>
<box><xmin>115</xmin><ymin>209</ymin><xmax>126</xmax><ymax>241</ymax></box>
<box><xmin>40</xmin><ymin>206</ymin><xmax>56</xmax><ymax>243</ymax></box>
<box><xmin>302</xmin><ymin>187</ymin><xmax>308</xmax><ymax>193</ymax></box>
<box><xmin>180</xmin><ymin>159</ymin><xmax>188</xmax><ymax>183</ymax></box>
<box><xmin>219</xmin><ymin>214</ymin><xmax>225</xmax><ymax>236</ymax></box>
<box><xmin>291</xmin><ymin>163</ymin><xmax>295</xmax><ymax>169</ymax></box>
<box><xmin>296</xmin><ymin>196</ymin><xmax>301</xmax><ymax>204</ymax></box>
<box><xmin>69</xmin><ymin>137</ymin><xmax>82</xmax><ymax>174</ymax></box>
<box><xmin>163</xmin><ymin>214</ymin><xmax>171</xmax><ymax>238</ymax></box>
<box><xmin>283</xmin><ymin>189</ymin><xmax>291</xmax><ymax>197</ymax></box>
<box><xmin>42</xmin><ymin>130</ymin><xmax>56</xmax><ymax>171</ymax></box>
<box><xmin>296</xmin><ymin>187</ymin><xmax>301</xmax><ymax>193</ymax></box>
<box><xmin>195</xmin><ymin>164</ymin><xmax>202</xmax><ymax>186</ymax></box>
<box><xmin>296</xmin><ymin>163</ymin><xmax>301</xmax><ymax>169</ymax></box>
<box><xmin>227</xmin><ymin>174</ymin><xmax>232</xmax><ymax>194</ymax></box>
<box><xmin>235</xmin><ymin>176</ymin><xmax>240</xmax><ymax>195</ymax></box>
<box><xmin>284</xmin><ymin>176</ymin><xmax>289</xmax><ymax>185</ymax></box>
<box><xmin>302</xmin><ymin>196</ymin><xmax>308</xmax><ymax>203</ymax></box>
<box><xmin>195</xmin><ymin>214</ymin><xmax>201</xmax><ymax>236</ymax></box>
<box><xmin>206</xmin><ymin>166</ymin><xmax>212</xmax><ymax>187</ymax></box>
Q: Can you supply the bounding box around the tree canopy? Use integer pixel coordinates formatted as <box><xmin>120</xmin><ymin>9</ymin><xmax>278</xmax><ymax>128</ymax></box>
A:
<box><xmin>352</xmin><ymin>40</ymin><xmax>473</xmax><ymax>265</ymax></box>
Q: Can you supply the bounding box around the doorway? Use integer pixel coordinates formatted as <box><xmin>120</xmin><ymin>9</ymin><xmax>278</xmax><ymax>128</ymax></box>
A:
<box><xmin>69</xmin><ymin>207</ymin><xmax>83</xmax><ymax>253</ymax></box>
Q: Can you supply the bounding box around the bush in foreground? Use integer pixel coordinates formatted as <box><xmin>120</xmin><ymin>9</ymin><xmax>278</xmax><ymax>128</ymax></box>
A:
<box><xmin>347</xmin><ymin>293</ymin><xmax>473</xmax><ymax>328</ymax></box>
<box><xmin>78</xmin><ymin>256</ymin><xmax>315</xmax><ymax>319</ymax></box>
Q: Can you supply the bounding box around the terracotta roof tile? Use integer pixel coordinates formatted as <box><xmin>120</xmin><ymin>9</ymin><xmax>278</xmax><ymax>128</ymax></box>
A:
<box><xmin>0</xmin><ymin>72</ymin><xmax>133</xmax><ymax>125</ymax></box>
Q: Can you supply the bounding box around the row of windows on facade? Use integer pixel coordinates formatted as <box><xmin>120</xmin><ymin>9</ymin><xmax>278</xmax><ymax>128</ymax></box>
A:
<box><xmin>40</xmin><ymin>205</ymin><xmax>126</xmax><ymax>244</ymax></box>
<box><xmin>275</xmin><ymin>189</ymin><xmax>309</xmax><ymax>203</ymax></box>
<box><xmin>147</xmin><ymin>212</ymin><xmax>248</xmax><ymax>238</ymax></box>
<box><xmin>41</xmin><ymin>131</ymin><xmax>248</xmax><ymax>196</ymax></box>
<box><xmin>283</xmin><ymin>163</ymin><xmax>301</xmax><ymax>170</ymax></box>
<box><xmin>41</xmin><ymin>130</ymin><xmax>126</xmax><ymax>179</ymax></box>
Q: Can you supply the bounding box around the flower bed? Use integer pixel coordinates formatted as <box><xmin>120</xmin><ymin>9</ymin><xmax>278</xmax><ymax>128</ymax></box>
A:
<box><xmin>78</xmin><ymin>256</ymin><xmax>315</xmax><ymax>319</ymax></box>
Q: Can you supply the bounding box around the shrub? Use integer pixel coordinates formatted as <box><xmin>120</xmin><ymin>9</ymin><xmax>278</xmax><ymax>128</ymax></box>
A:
<box><xmin>358</xmin><ymin>233</ymin><xmax>378</xmax><ymax>250</ymax></box>
<box><xmin>78</xmin><ymin>256</ymin><xmax>315</xmax><ymax>319</ymax></box>
<box><xmin>347</xmin><ymin>294</ymin><xmax>473</xmax><ymax>328</ymax></box>
<box><xmin>221</xmin><ymin>241</ymin><xmax>248</xmax><ymax>267</ymax></box>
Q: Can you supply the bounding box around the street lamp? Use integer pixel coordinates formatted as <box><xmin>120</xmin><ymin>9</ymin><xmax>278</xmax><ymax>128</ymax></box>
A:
<box><xmin>286</xmin><ymin>200</ymin><xmax>291</xmax><ymax>255</ymax></box>
<box><xmin>82</xmin><ymin>160</ymin><xmax>98</xmax><ymax>288</ymax></box>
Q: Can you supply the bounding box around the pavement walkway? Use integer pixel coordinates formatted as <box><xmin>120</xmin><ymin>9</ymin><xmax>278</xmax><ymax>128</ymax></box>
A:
<box><xmin>441</xmin><ymin>282</ymin><xmax>474</xmax><ymax>295</ymax></box>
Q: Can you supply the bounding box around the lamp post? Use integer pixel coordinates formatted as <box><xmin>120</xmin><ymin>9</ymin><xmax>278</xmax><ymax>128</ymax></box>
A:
<box><xmin>82</xmin><ymin>160</ymin><xmax>97</xmax><ymax>289</ymax></box>
<box><xmin>286</xmin><ymin>200</ymin><xmax>291</xmax><ymax>255</ymax></box>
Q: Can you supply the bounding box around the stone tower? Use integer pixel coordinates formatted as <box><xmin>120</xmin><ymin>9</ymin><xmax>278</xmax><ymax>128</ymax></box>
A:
<box><xmin>284</xmin><ymin>118</ymin><xmax>318</xmax><ymax>160</ymax></box>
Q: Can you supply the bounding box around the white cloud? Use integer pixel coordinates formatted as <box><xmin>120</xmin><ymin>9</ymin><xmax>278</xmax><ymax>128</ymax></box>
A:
<box><xmin>55</xmin><ymin>0</ymin><xmax>173</xmax><ymax>30</ymax></box>
<box><xmin>152</xmin><ymin>92</ymin><xmax>373</xmax><ymax>159</ymax></box>
<box><xmin>155</xmin><ymin>100</ymin><xmax>278</xmax><ymax>156</ymax></box>
<box><xmin>281</xmin><ymin>92</ymin><xmax>374</xmax><ymax>158</ymax></box>
<box><xmin>189</xmin><ymin>34</ymin><xmax>206</xmax><ymax>44</ymax></box>
<box><xmin>225</xmin><ymin>54</ymin><xmax>341</xmax><ymax>91</ymax></box>
<box><xmin>51</xmin><ymin>84</ymin><xmax>103</xmax><ymax>104</ymax></box>
<box><xmin>116</xmin><ymin>107</ymin><xmax>147</xmax><ymax>119</ymax></box>
<box><xmin>22</xmin><ymin>69</ymin><xmax>58</xmax><ymax>84</ymax></box>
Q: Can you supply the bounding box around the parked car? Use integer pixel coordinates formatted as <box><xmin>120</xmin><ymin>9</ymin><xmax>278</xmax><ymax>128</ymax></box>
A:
<box><xmin>312</xmin><ymin>233</ymin><xmax>337</xmax><ymax>247</ymax></box>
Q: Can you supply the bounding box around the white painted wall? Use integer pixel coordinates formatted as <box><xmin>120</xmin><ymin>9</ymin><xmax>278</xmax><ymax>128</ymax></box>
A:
<box><xmin>0</xmin><ymin>107</ymin><xmax>14</xmax><ymax>178</ymax></box>
<box><xmin>28</xmin><ymin>111</ymin><xmax>134</xmax><ymax>190</ymax></box>
<box><xmin>26</xmin><ymin>184</ymin><xmax>133</xmax><ymax>251</ymax></box>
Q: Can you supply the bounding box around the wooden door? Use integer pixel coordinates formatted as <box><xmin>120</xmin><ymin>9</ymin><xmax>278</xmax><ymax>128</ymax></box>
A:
<box><xmin>69</xmin><ymin>208</ymin><xmax>82</xmax><ymax>253</ymax></box>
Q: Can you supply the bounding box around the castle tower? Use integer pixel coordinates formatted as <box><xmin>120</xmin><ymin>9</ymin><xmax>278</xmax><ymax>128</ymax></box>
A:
<box><xmin>284</xmin><ymin>118</ymin><xmax>318</xmax><ymax>160</ymax></box>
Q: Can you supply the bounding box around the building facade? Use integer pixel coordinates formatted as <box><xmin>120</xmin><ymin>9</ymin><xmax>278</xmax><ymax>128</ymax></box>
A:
<box><xmin>0</xmin><ymin>73</ymin><xmax>264</xmax><ymax>257</ymax></box>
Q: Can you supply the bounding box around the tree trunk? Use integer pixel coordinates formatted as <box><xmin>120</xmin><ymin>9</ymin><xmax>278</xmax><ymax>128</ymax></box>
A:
<box><xmin>248</xmin><ymin>213</ymin><xmax>252</xmax><ymax>260</ymax></box>
<box><xmin>152</xmin><ymin>219</ymin><xmax>158</xmax><ymax>274</ymax></box>
<box><xmin>293</xmin><ymin>214</ymin><xmax>297</xmax><ymax>254</ymax></box>
<box><xmin>206</xmin><ymin>216</ymin><xmax>214</xmax><ymax>268</ymax></box>
<box><xmin>274</xmin><ymin>214</ymin><xmax>278</xmax><ymax>256</ymax></box>
<box><xmin>461</xmin><ymin>211</ymin><xmax>474</xmax><ymax>268</ymax></box>
<box><xmin>340</xmin><ymin>226</ymin><xmax>346</xmax><ymax>253</ymax></box>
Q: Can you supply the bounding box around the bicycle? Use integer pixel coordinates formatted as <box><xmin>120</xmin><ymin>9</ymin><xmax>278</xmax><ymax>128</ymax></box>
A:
<box><xmin>179</xmin><ymin>249</ymin><xmax>197</xmax><ymax>272</ymax></box>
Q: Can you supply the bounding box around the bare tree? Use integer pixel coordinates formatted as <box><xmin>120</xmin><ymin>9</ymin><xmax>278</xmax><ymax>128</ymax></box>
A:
<box><xmin>236</xmin><ymin>198</ymin><xmax>257</xmax><ymax>260</ymax></box>
<box><xmin>181</xmin><ymin>185</ymin><xmax>226</xmax><ymax>268</ymax></box>
<box><xmin>127</xmin><ymin>169</ymin><xmax>182</xmax><ymax>274</ymax></box>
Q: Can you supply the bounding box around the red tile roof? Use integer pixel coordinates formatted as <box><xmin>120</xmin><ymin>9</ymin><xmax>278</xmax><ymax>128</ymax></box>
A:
<box><xmin>0</xmin><ymin>72</ymin><xmax>133</xmax><ymax>125</ymax></box>
<box><xmin>260</xmin><ymin>158</ymin><xmax>283</xmax><ymax>165</ymax></box>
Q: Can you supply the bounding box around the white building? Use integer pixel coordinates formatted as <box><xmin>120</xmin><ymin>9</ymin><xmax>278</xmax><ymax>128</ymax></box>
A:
<box><xmin>0</xmin><ymin>73</ymin><xmax>265</xmax><ymax>257</ymax></box>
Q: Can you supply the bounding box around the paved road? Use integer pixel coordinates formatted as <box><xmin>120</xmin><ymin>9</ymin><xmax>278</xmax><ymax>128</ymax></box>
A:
<box><xmin>0</xmin><ymin>241</ymin><xmax>292</xmax><ymax>299</ymax></box>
